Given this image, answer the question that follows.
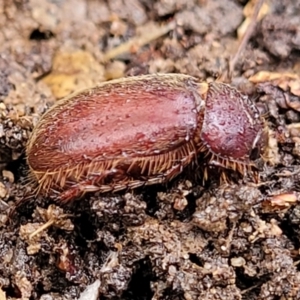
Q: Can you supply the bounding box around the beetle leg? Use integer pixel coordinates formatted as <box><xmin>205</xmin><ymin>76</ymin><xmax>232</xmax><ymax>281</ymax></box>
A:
<box><xmin>58</xmin><ymin>181</ymin><xmax>102</xmax><ymax>203</ymax></box>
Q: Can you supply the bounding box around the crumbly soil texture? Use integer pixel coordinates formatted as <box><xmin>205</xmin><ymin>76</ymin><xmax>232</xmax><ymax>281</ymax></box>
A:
<box><xmin>1</xmin><ymin>0</ymin><xmax>300</xmax><ymax>299</ymax></box>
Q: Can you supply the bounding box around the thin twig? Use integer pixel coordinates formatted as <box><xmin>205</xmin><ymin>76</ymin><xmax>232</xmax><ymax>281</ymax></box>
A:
<box><xmin>103</xmin><ymin>21</ymin><xmax>176</xmax><ymax>61</ymax></box>
<box><xmin>229</xmin><ymin>0</ymin><xmax>265</xmax><ymax>76</ymax></box>
<box><xmin>29</xmin><ymin>218</ymin><xmax>55</xmax><ymax>239</ymax></box>
<box><xmin>241</xmin><ymin>283</ymin><xmax>261</xmax><ymax>295</ymax></box>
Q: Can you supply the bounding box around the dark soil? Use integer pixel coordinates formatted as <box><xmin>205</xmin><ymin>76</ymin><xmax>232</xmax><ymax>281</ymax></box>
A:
<box><xmin>1</xmin><ymin>0</ymin><xmax>300</xmax><ymax>299</ymax></box>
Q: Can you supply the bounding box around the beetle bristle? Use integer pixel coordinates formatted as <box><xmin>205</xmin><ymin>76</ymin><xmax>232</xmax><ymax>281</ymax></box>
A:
<box><xmin>29</xmin><ymin>140</ymin><xmax>199</xmax><ymax>200</ymax></box>
<box><xmin>197</xmin><ymin>142</ymin><xmax>258</xmax><ymax>182</ymax></box>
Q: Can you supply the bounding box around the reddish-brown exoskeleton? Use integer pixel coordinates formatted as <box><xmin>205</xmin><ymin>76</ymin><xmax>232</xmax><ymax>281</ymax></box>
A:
<box><xmin>26</xmin><ymin>74</ymin><xmax>266</xmax><ymax>202</ymax></box>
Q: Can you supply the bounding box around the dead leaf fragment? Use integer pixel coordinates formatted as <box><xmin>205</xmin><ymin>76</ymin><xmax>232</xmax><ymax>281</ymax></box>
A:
<box><xmin>249</xmin><ymin>71</ymin><xmax>300</xmax><ymax>98</ymax></box>
<box><xmin>43</xmin><ymin>50</ymin><xmax>105</xmax><ymax>98</ymax></box>
<box><xmin>249</xmin><ymin>71</ymin><xmax>298</xmax><ymax>83</ymax></box>
<box><xmin>0</xmin><ymin>288</ymin><xmax>6</xmax><ymax>300</ymax></box>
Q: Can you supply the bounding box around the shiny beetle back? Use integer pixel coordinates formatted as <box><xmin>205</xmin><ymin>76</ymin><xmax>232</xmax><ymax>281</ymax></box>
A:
<box><xmin>27</xmin><ymin>74</ymin><xmax>266</xmax><ymax>202</ymax></box>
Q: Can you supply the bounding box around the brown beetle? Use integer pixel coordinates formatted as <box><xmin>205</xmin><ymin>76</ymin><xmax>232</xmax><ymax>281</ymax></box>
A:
<box><xmin>27</xmin><ymin>74</ymin><xmax>266</xmax><ymax>202</ymax></box>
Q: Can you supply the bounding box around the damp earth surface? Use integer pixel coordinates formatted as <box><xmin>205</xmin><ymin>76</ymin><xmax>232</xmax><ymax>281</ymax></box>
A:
<box><xmin>1</xmin><ymin>0</ymin><xmax>300</xmax><ymax>299</ymax></box>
